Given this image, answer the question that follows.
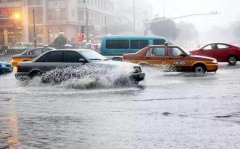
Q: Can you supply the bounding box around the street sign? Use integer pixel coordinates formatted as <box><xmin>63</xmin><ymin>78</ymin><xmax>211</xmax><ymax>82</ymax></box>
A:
<box><xmin>0</xmin><ymin>7</ymin><xmax>10</xmax><ymax>18</ymax></box>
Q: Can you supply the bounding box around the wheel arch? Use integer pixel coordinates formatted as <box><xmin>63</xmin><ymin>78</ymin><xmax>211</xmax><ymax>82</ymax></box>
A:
<box><xmin>29</xmin><ymin>69</ymin><xmax>42</xmax><ymax>77</ymax></box>
<box><xmin>192</xmin><ymin>62</ymin><xmax>207</xmax><ymax>71</ymax></box>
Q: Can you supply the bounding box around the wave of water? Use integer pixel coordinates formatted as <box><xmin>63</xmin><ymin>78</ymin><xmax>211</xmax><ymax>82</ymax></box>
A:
<box><xmin>19</xmin><ymin>65</ymin><xmax>138</xmax><ymax>89</ymax></box>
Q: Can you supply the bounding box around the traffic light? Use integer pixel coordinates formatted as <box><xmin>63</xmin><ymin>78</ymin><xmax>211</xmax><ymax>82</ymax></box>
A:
<box><xmin>81</xmin><ymin>25</ymin><xmax>85</xmax><ymax>34</ymax></box>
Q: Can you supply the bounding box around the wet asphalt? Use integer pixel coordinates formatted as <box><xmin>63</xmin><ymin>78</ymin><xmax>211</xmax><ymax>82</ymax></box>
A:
<box><xmin>0</xmin><ymin>63</ymin><xmax>240</xmax><ymax>149</ymax></box>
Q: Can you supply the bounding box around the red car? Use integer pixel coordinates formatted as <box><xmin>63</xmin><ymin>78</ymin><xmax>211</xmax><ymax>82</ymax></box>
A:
<box><xmin>190</xmin><ymin>43</ymin><xmax>240</xmax><ymax>65</ymax></box>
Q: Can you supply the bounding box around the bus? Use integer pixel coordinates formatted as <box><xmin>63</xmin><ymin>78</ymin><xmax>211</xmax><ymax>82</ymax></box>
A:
<box><xmin>100</xmin><ymin>36</ymin><xmax>167</xmax><ymax>58</ymax></box>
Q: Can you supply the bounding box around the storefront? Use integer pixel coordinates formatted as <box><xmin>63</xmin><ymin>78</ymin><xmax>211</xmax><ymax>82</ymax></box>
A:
<box><xmin>0</xmin><ymin>7</ymin><xmax>22</xmax><ymax>46</ymax></box>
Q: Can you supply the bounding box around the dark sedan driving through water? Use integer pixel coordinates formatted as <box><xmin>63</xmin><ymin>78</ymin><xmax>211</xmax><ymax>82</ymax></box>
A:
<box><xmin>15</xmin><ymin>49</ymin><xmax>145</xmax><ymax>85</ymax></box>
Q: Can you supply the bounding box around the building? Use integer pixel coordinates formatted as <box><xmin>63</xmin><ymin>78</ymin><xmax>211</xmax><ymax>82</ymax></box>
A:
<box><xmin>0</xmin><ymin>0</ymin><xmax>114</xmax><ymax>46</ymax></box>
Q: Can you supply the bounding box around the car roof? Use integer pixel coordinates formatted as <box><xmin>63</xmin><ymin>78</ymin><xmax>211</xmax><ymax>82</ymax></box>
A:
<box><xmin>148</xmin><ymin>45</ymin><xmax>179</xmax><ymax>48</ymax></box>
<box><xmin>50</xmin><ymin>48</ymin><xmax>91</xmax><ymax>52</ymax></box>
<box><xmin>102</xmin><ymin>35</ymin><xmax>166</xmax><ymax>40</ymax></box>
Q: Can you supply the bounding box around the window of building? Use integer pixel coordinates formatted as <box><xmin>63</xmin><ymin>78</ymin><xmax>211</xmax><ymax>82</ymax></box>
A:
<box><xmin>106</xmin><ymin>40</ymin><xmax>129</xmax><ymax>49</ymax></box>
<box><xmin>78</xmin><ymin>9</ymin><xmax>84</xmax><ymax>21</ymax></box>
<box><xmin>27</xmin><ymin>0</ymin><xmax>43</xmax><ymax>5</ymax></box>
<box><xmin>48</xmin><ymin>8</ymin><xmax>66</xmax><ymax>20</ymax></box>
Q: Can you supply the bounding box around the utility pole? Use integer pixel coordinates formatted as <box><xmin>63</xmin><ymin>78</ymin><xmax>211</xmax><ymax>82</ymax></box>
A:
<box><xmin>83</xmin><ymin>0</ymin><xmax>89</xmax><ymax>42</ymax></box>
<box><xmin>33</xmin><ymin>8</ymin><xmax>37</xmax><ymax>48</ymax></box>
<box><xmin>133</xmin><ymin>0</ymin><xmax>136</xmax><ymax>33</ymax></box>
<box><xmin>104</xmin><ymin>16</ymin><xmax>108</xmax><ymax>34</ymax></box>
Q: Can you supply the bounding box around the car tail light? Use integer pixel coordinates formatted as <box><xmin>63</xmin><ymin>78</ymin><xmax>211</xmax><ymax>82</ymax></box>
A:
<box><xmin>15</xmin><ymin>66</ymin><xmax>20</xmax><ymax>72</ymax></box>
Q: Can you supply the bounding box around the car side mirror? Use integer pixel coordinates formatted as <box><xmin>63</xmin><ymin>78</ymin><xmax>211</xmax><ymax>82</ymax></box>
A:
<box><xmin>79</xmin><ymin>58</ymin><xmax>86</xmax><ymax>63</ymax></box>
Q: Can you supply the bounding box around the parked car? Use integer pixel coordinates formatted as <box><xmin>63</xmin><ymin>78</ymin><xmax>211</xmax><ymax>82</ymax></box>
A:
<box><xmin>11</xmin><ymin>42</ymin><xmax>34</xmax><ymax>50</ymax></box>
<box><xmin>0</xmin><ymin>45</ymin><xmax>10</xmax><ymax>55</ymax></box>
<box><xmin>15</xmin><ymin>49</ymin><xmax>145</xmax><ymax>84</ymax></box>
<box><xmin>123</xmin><ymin>44</ymin><xmax>218</xmax><ymax>74</ymax></box>
<box><xmin>0</xmin><ymin>61</ymin><xmax>12</xmax><ymax>75</ymax></box>
<box><xmin>11</xmin><ymin>47</ymin><xmax>56</xmax><ymax>67</ymax></box>
<box><xmin>190</xmin><ymin>43</ymin><xmax>240</xmax><ymax>65</ymax></box>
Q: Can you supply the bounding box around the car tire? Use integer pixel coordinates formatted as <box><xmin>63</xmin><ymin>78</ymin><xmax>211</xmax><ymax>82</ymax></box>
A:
<box><xmin>30</xmin><ymin>71</ymin><xmax>42</xmax><ymax>78</ymax></box>
<box><xmin>194</xmin><ymin>65</ymin><xmax>206</xmax><ymax>74</ymax></box>
<box><xmin>228</xmin><ymin>56</ymin><xmax>237</xmax><ymax>65</ymax></box>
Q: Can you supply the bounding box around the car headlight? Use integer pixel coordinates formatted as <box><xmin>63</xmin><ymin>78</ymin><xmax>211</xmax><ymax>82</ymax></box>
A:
<box><xmin>1</xmin><ymin>64</ymin><xmax>6</xmax><ymax>68</ymax></box>
<box><xmin>133</xmin><ymin>66</ymin><xmax>142</xmax><ymax>73</ymax></box>
<box><xmin>212</xmin><ymin>59</ymin><xmax>218</xmax><ymax>64</ymax></box>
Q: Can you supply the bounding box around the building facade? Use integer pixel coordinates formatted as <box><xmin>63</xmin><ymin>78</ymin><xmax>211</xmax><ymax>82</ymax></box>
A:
<box><xmin>0</xmin><ymin>0</ymin><xmax>114</xmax><ymax>45</ymax></box>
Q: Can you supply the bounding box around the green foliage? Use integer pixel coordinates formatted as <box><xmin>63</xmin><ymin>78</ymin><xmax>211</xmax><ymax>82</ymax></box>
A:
<box><xmin>52</xmin><ymin>35</ymin><xmax>67</xmax><ymax>49</ymax></box>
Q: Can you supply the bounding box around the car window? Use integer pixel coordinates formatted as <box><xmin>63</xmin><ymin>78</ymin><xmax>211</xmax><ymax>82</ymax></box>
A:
<box><xmin>153</xmin><ymin>39</ymin><xmax>166</xmax><ymax>45</ymax></box>
<box><xmin>217</xmin><ymin>44</ymin><xmax>230</xmax><ymax>49</ymax></box>
<box><xmin>131</xmin><ymin>40</ymin><xmax>148</xmax><ymax>49</ymax></box>
<box><xmin>28</xmin><ymin>48</ymin><xmax>43</xmax><ymax>55</ymax></box>
<box><xmin>146</xmin><ymin>47</ymin><xmax>165</xmax><ymax>56</ymax></box>
<box><xmin>63</xmin><ymin>51</ymin><xmax>83</xmax><ymax>62</ymax></box>
<box><xmin>168</xmin><ymin>47</ymin><xmax>183</xmax><ymax>56</ymax></box>
<box><xmin>106</xmin><ymin>40</ymin><xmax>129</xmax><ymax>49</ymax></box>
<box><xmin>37</xmin><ymin>51</ymin><xmax>63</xmax><ymax>62</ymax></box>
<box><xmin>42</xmin><ymin>48</ymin><xmax>50</xmax><ymax>53</ymax></box>
<box><xmin>203</xmin><ymin>45</ymin><xmax>213</xmax><ymax>50</ymax></box>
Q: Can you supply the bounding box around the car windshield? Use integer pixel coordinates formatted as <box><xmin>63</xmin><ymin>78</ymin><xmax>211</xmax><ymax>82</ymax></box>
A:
<box><xmin>80</xmin><ymin>50</ymin><xmax>107</xmax><ymax>61</ymax></box>
<box><xmin>178</xmin><ymin>46</ymin><xmax>191</xmax><ymax>55</ymax></box>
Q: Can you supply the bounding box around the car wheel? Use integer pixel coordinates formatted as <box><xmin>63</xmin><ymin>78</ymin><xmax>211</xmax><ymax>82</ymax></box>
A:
<box><xmin>30</xmin><ymin>71</ymin><xmax>42</xmax><ymax>78</ymax></box>
<box><xmin>194</xmin><ymin>65</ymin><xmax>206</xmax><ymax>74</ymax></box>
<box><xmin>228</xmin><ymin>56</ymin><xmax>237</xmax><ymax>65</ymax></box>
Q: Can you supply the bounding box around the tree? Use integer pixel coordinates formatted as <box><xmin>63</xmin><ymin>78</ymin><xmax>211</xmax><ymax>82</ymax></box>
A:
<box><xmin>149</xmin><ymin>17</ymin><xmax>179</xmax><ymax>40</ymax></box>
<box><xmin>52</xmin><ymin>35</ymin><xmax>67</xmax><ymax>49</ymax></box>
<box><xmin>177</xmin><ymin>22</ymin><xmax>199</xmax><ymax>41</ymax></box>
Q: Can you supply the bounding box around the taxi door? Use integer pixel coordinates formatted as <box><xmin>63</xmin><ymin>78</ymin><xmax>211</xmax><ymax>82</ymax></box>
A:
<box><xmin>165</xmin><ymin>47</ymin><xmax>191</xmax><ymax>71</ymax></box>
<box><xmin>144</xmin><ymin>47</ymin><xmax>168</xmax><ymax>66</ymax></box>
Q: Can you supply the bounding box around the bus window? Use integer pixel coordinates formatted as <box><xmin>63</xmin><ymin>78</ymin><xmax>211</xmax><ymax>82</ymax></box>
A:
<box><xmin>106</xmin><ymin>40</ymin><xmax>129</xmax><ymax>49</ymax></box>
<box><xmin>131</xmin><ymin>40</ymin><xmax>149</xmax><ymax>49</ymax></box>
<box><xmin>153</xmin><ymin>39</ymin><xmax>166</xmax><ymax>45</ymax></box>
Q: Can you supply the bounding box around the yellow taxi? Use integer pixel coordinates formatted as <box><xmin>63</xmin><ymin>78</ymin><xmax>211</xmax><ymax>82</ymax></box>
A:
<box><xmin>11</xmin><ymin>47</ymin><xmax>55</xmax><ymax>67</ymax></box>
<box><xmin>123</xmin><ymin>44</ymin><xmax>218</xmax><ymax>74</ymax></box>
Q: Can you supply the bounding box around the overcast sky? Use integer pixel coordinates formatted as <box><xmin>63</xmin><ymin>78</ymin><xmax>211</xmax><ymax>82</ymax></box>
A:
<box><xmin>148</xmin><ymin>0</ymin><xmax>240</xmax><ymax>32</ymax></box>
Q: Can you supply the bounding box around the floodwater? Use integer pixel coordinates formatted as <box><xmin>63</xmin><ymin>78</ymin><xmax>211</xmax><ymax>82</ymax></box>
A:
<box><xmin>0</xmin><ymin>63</ymin><xmax>240</xmax><ymax>149</ymax></box>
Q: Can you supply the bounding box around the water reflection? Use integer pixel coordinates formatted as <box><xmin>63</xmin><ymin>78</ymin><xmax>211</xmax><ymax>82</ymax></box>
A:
<box><xmin>0</xmin><ymin>98</ymin><xmax>20</xmax><ymax>149</ymax></box>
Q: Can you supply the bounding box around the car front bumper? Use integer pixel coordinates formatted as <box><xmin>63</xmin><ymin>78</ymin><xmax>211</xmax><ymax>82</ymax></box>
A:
<box><xmin>130</xmin><ymin>72</ymin><xmax>145</xmax><ymax>82</ymax></box>
<box><xmin>206</xmin><ymin>64</ymin><xmax>218</xmax><ymax>72</ymax></box>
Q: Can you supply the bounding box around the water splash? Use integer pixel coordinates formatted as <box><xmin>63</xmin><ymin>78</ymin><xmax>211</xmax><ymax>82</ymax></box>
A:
<box><xmin>19</xmin><ymin>65</ymin><xmax>138</xmax><ymax>89</ymax></box>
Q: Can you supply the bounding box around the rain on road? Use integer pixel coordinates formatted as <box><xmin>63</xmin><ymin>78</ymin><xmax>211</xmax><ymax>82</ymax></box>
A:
<box><xmin>0</xmin><ymin>63</ymin><xmax>240</xmax><ymax>149</ymax></box>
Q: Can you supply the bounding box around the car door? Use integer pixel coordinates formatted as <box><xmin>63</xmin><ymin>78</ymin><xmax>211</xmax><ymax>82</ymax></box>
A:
<box><xmin>213</xmin><ymin>44</ymin><xmax>231</xmax><ymax>62</ymax></box>
<box><xmin>144</xmin><ymin>47</ymin><xmax>167</xmax><ymax>65</ymax></box>
<box><xmin>165</xmin><ymin>47</ymin><xmax>191</xmax><ymax>70</ymax></box>
<box><xmin>198</xmin><ymin>44</ymin><xmax>215</xmax><ymax>58</ymax></box>
<box><xmin>35</xmin><ymin>51</ymin><xmax>64</xmax><ymax>72</ymax></box>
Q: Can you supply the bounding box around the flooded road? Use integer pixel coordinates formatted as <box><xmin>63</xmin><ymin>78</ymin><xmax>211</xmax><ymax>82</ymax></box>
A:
<box><xmin>1</xmin><ymin>63</ymin><xmax>240</xmax><ymax>149</ymax></box>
